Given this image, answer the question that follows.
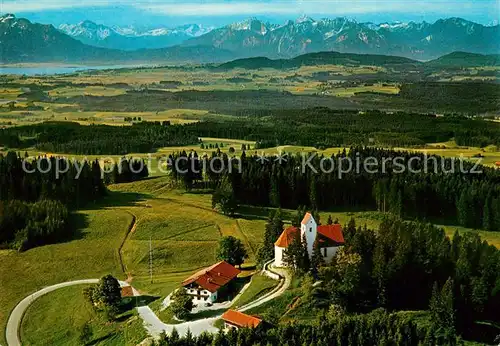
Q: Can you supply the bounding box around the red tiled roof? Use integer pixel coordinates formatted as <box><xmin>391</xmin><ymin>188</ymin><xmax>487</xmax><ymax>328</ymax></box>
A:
<box><xmin>221</xmin><ymin>309</ymin><xmax>262</xmax><ymax>328</ymax></box>
<box><xmin>182</xmin><ymin>261</ymin><xmax>241</xmax><ymax>293</ymax></box>
<box><xmin>274</xmin><ymin>226</ymin><xmax>299</xmax><ymax>248</ymax></box>
<box><xmin>301</xmin><ymin>212</ymin><xmax>313</xmax><ymax>225</ymax></box>
<box><xmin>121</xmin><ymin>286</ymin><xmax>134</xmax><ymax>298</ymax></box>
<box><xmin>317</xmin><ymin>224</ymin><xmax>345</xmax><ymax>244</ymax></box>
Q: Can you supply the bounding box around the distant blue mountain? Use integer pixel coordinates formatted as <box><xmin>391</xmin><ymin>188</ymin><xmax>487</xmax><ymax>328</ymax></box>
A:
<box><xmin>182</xmin><ymin>16</ymin><xmax>500</xmax><ymax>60</ymax></box>
<box><xmin>58</xmin><ymin>20</ymin><xmax>214</xmax><ymax>50</ymax></box>
<box><xmin>1</xmin><ymin>14</ymin><xmax>498</xmax><ymax>63</ymax></box>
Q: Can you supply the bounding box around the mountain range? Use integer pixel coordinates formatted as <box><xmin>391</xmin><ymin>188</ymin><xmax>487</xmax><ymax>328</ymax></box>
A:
<box><xmin>183</xmin><ymin>16</ymin><xmax>499</xmax><ymax>60</ymax></box>
<box><xmin>0</xmin><ymin>14</ymin><xmax>233</xmax><ymax>64</ymax></box>
<box><xmin>58</xmin><ymin>20</ymin><xmax>213</xmax><ymax>50</ymax></box>
<box><xmin>1</xmin><ymin>13</ymin><xmax>499</xmax><ymax>64</ymax></box>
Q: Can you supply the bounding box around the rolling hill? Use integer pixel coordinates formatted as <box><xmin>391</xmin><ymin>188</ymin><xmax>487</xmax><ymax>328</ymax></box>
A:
<box><xmin>426</xmin><ymin>52</ymin><xmax>500</xmax><ymax>67</ymax></box>
<box><xmin>216</xmin><ymin>51</ymin><xmax>420</xmax><ymax>70</ymax></box>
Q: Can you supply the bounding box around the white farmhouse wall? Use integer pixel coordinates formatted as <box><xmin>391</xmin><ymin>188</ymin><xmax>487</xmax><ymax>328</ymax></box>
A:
<box><xmin>185</xmin><ymin>288</ymin><xmax>217</xmax><ymax>305</ymax></box>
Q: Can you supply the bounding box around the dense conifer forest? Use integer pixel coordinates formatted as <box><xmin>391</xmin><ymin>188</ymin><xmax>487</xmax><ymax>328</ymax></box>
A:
<box><xmin>1</xmin><ymin>110</ymin><xmax>499</xmax><ymax>154</ymax></box>
<box><xmin>168</xmin><ymin>147</ymin><xmax>500</xmax><ymax>231</ymax></box>
<box><xmin>0</xmin><ymin>121</ymin><xmax>199</xmax><ymax>155</ymax></box>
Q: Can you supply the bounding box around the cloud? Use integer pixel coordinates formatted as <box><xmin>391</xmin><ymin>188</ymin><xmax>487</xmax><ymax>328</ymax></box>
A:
<box><xmin>1</xmin><ymin>0</ymin><xmax>496</xmax><ymax>18</ymax></box>
<box><xmin>1</xmin><ymin>0</ymin><xmax>111</xmax><ymax>12</ymax></box>
<box><xmin>137</xmin><ymin>0</ymin><xmax>496</xmax><ymax>17</ymax></box>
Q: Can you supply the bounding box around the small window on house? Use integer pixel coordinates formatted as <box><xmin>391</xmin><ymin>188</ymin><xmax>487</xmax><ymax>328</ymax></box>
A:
<box><xmin>309</xmin><ymin>227</ymin><xmax>312</xmax><ymax>233</ymax></box>
<box><xmin>323</xmin><ymin>247</ymin><xmax>327</xmax><ymax>257</ymax></box>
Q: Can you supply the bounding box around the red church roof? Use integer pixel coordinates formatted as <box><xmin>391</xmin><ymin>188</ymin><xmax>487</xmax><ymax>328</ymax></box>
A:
<box><xmin>301</xmin><ymin>212</ymin><xmax>313</xmax><ymax>225</ymax></box>
<box><xmin>317</xmin><ymin>224</ymin><xmax>345</xmax><ymax>244</ymax></box>
<box><xmin>274</xmin><ymin>226</ymin><xmax>299</xmax><ymax>248</ymax></box>
<box><xmin>221</xmin><ymin>310</ymin><xmax>262</xmax><ymax>328</ymax></box>
<box><xmin>182</xmin><ymin>261</ymin><xmax>241</xmax><ymax>293</ymax></box>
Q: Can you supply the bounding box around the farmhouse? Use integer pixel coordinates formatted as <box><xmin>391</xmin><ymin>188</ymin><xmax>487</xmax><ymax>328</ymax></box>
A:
<box><xmin>274</xmin><ymin>212</ymin><xmax>345</xmax><ymax>267</ymax></box>
<box><xmin>182</xmin><ymin>261</ymin><xmax>241</xmax><ymax>304</ymax></box>
<box><xmin>221</xmin><ymin>309</ymin><xmax>262</xmax><ymax>330</ymax></box>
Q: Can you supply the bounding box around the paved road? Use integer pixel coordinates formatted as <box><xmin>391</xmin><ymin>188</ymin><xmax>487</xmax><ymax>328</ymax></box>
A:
<box><xmin>5</xmin><ymin>279</ymin><xmax>99</xmax><ymax>346</ymax></box>
<box><xmin>6</xmin><ymin>263</ymin><xmax>290</xmax><ymax>344</ymax></box>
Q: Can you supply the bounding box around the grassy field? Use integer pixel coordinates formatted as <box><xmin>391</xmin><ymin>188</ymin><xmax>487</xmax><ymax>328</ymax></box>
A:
<box><xmin>109</xmin><ymin>178</ymin><xmax>266</xmax><ymax>300</ymax></box>
<box><xmin>20</xmin><ymin>285</ymin><xmax>147</xmax><ymax>346</ymax></box>
<box><xmin>0</xmin><ymin>200</ymin><xmax>134</xmax><ymax>345</ymax></box>
<box><xmin>0</xmin><ymin>107</ymin><xmax>212</xmax><ymax>127</ymax></box>
<box><xmin>231</xmin><ymin>274</ymin><xmax>278</xmax><ymax>309</ymax></box>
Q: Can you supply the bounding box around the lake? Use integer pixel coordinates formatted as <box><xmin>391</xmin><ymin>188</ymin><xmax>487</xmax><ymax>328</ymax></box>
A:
<box><xmin>0</xmin><ymin>64</ymin><xmax>156</xmax><ymax>76</ymax></box>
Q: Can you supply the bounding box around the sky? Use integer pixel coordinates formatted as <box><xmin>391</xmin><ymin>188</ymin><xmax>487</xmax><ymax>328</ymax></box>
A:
<box><xmin>1</xmin><ymin>0</ymin><xmax>498</xmax><ymax>28</ymax></box>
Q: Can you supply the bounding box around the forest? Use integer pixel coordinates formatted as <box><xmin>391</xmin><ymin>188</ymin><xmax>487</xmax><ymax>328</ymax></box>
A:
<box><xmin>154</xmin><ymin>310</ymin><xmax>438</xmax><ymax>346</ymax></box>
<box><xmin>0</xmin><ymin>152</ymin><xmax>148</xmax><ymax>250</ymax></box>
<box><xmin>168</xmin><ymin>147</ymin><xmax>500</xmax><ymax>231</ymax></box>
<box><xmin>185</xmin><ymin>109</ymin><xmax>500</xmax><ymax>148</ymax></box>
<box><xmin>1</xmin><ymin>109</ymin><xmax>499</xmax><ymax>153</ymax></box>
<box><xmin>0</xmin><ymin>121</ymin><xmax>199</xmax><ymax>155</ymax></box>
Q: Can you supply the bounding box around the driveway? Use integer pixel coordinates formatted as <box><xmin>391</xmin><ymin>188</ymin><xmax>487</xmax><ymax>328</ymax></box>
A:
<box><xmin>5</xmin><ymin>279</ymin><xmax>99</xmax><ymax>346</ymax></box>
<box><xmin>6</xmin><ymin>263</ymin><xmax>291</xmax><ymax>344</ymax></box>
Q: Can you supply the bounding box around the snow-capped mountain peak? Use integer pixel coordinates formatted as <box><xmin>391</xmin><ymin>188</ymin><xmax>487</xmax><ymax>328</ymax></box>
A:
<box><xmin>0</xmin><ymin>13</ymin><xmax>15</xmax><ymax>23</ymax></box>
<box><xmin>296</xmin><ymin>15</ymin><xmax>315</xmax><ymax>24</ymax></box>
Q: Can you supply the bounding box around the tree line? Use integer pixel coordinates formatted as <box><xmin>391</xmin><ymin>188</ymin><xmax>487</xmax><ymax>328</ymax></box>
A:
<box><xmin>154</xmin><ymin>308</ymin><xmax>459</xmax><ymax>346</ymax></box>
<box><xmin>0</xmin><ymin>121</ymin><xmax>199</xmax><ymax>155</ymax></box>
<box><xmin>2</xmin><ymin>108</ymin><xmax>499</xmax><ymax>155</ymax></box>
<box><xmin>168</xmin><ymin>147</ymin><xmax>500</xmax><ymax>231</ymax></box>
<box><xmin>0</xmin><ymin>199</ymin><xmax>69</xmax><ymax>251</ymax></box>
<box><xmin>181</xmin><ymin>108</ymin><xmax>500</xmax><ymax>148</ymax></box>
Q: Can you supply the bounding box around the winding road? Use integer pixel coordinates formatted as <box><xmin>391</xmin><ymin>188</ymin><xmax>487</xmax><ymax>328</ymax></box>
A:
<box><xmin>5</xmin><ymin>279</ymin><xmax>99</xmax><ymax>346</ymax></box>
<box><xmin>5</xmin><ymin>262</ymin><xmax>290</xmax><ymax>345</ymax></box>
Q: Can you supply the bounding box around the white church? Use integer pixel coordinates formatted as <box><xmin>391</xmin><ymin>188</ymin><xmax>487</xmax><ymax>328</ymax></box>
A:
<box><xmin>274</xmin><ymin>212</ymin><xmax>345</xmax><ymax>267</ymax></box>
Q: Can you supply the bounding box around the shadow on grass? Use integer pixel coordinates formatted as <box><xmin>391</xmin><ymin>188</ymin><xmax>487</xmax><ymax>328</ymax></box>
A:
<box><xmin>86</xmin><ymin>332</ymin><xmax>116</xmax><ymax>346</ymax></box>
<box><xmin>121</xmin><ymin>295</ymin><xmax>160</xmax><ymax>311</ymax></box>
<box><xmin>82</xmin><ymin>190</ymin><xmax>151</xmax><ymax>210</ymax></box>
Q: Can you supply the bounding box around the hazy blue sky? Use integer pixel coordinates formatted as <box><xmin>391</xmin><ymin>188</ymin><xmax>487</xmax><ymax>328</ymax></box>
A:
<box><xmin>2</xmin><ymin>0</ymin><xmax>498</xmax><ymax>28</ymax></box>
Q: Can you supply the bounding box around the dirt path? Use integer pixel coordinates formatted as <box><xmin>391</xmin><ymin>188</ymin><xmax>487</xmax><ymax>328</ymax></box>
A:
<box><xmin>119</xmin><ymin>211</ymin><xmax>137</xmax><ymax>283</ymax></box>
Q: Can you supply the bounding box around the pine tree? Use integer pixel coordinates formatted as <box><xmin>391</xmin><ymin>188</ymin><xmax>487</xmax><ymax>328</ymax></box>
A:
<box><xmin>457</xmin><ymin>189</ymin><xmax>470</xmax><ymax>227</ymax></box>
<box><xmin>483</xmin><ymin>193</ymin><xmax>492</xmax><ymax>231</ymax></box>
<box><xmin>300</xmin><ymin>233</ymin><xmax>311</xmax><ymax>273</ymax></box>
<box><xmin>257</xmin><ymin>209</ymin><xmax>283</xmax><ymax>266</ymax></box>
<box><xmin>309</xmin><ymin>176</ymin><xmax>317</xmax><ymax>210</ymax></box>
<box><xmin>269</xmin><ymin>172</ymin><xmax>280</xmax><ymax>207</ymax></box>
<box><xmin>327</xmin><ymin>215</ymin><xmax>333</xmax><ymax>225</ymax></box>
<box><xmin>283</xmin><ymin>233</ymin><xmax>302</xmax><ymax>271</ymax></box>
<box><xmin>311</xmin><ymin>238</ymin><xmax>325</xmax><ymax>277</ymax></box>
<box><xmin>430</xmin><ymin>278</ymin><xmax>456</xmax><ymax>340</ymax></box>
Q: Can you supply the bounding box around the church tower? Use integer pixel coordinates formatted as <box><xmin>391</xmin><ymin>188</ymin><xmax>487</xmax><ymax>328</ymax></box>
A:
<box><xmin>300</xmin><ymin>212</ymin><xmax>317</xmax><ymax>258</ymax></box>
